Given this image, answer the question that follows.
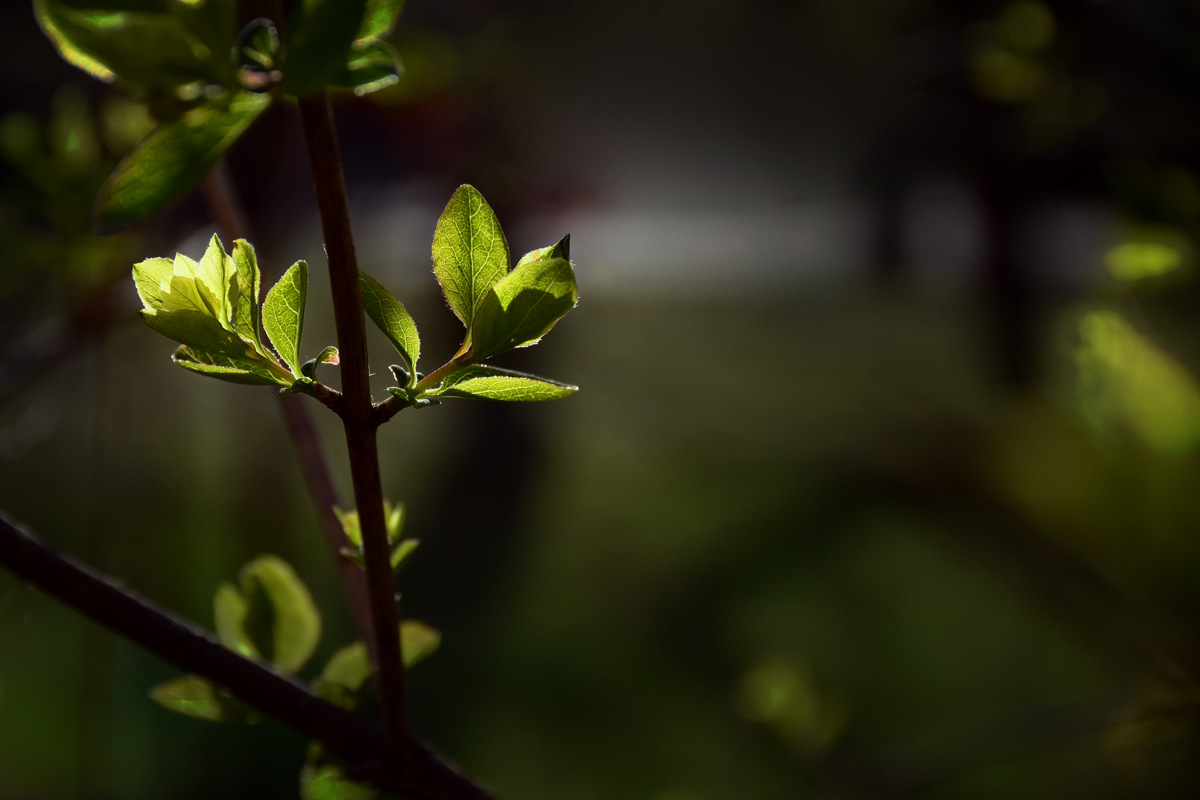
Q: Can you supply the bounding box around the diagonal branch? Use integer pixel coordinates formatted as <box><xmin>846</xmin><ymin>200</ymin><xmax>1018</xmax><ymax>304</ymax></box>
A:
<box><xmin>0</xmin><ymin>510</ymin><xmax>497</xmax><ymax>799</ymax></box>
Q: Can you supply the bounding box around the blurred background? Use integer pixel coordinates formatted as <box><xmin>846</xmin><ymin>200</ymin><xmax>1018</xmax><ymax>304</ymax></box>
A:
<box><xmin>6</xmin><ymin>0</ymin><xmax>1200</xmax><ymax>798</ymax></box>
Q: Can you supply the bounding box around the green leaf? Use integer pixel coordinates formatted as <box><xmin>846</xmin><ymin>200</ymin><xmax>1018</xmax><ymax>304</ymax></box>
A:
<box><xmin>514</xmin><ymin>233</ymin><xmax>571</xmax><ymax>269</ymax></box>
<box><xmin>391</xmin><ymin>539</ymin><xmax>419</xmax><ymax>571</ymax></box>
<box><xmin>284</xmin><ymin>0</ymin><xmax>369</xmax><ymax>96</ymax></box>
<box><xmin>231</xmin><ymin>239</ymin><xmax>264</xmax><ymax>352</ymax></box>
<box><xmin>213</xmin><ymin>582</ymin><xmax>259</xmax><ymax>658</ymax></box>
<box><xmin>433</xmin><ymin>365</ymin><xmax>577</xmax><ymax>402</ymax></box>
<box><xmin>360</xmin><ymin>271</ymin><xmax>420</xmax><ymax>373</ymax></box>
<box><xmin>96</xmin><ymin>92</ymin><xmax>271</xmax><ymax>231</ymax></box>
<box><xmin>358</xmin><ymin>0</ymin><xmax>405</xmax><ymax>41</ymax></box>
<box><xmin>333</xmin><ymin>507</ymin><xmax>362</xmax><ymax>548</ymax></box>
<box><xmin>174</xmin><ymin>347</ymin><xmax>288</xmax><ymax>386</ymax></box>
<box><xmin>332</xmin><ymin>40</ymin><xmax>402</xmax><ymax>96</ymax></box>
<box><xmin>239</xmin><ymin>555</ymin><xmax>321</xmax><ymax>674</ymax></box>
<box><xmin>142</xmin><ymin>309</ymin><xmax>249</xmax><ymax>359</ymax></box>
<box><xmin>194</xmin><ymin>233</ymin><xmax>239</xmax><ymax>331</ymax></box>
<box><xmin>300</xmin><ymin>762</ymin><xmax>377</xmax><ymax>800</ymax></box>
<box><xmin>263</xmin><ymin>260</ymin><xmax>308</xmax><ymax>377</ymax></box>
<box><xmin>384</xmin><ymin>501</ymin><xmax>404</xmax><ymax>542</ymax></box>
<box><xmin>313</xmin><ymin>641</ymin><xmax>372</xmax><ymax>708</ymax></box>
<box><xmin>401</xmin><ymin>620</ymin><xmax>440</xmax><ymax>668</ymax></box>
<box><xmin>467</xmin><ymin>257</ymin><xmax>578</xmax><ymax>360</ymax></box>
<box><xmin>149</xmin><ymin>674</ymin><xmax>260</xmax><ymax>724</ymax></box>
<box><xmin>301</xmin><ymin>346</ymin><xmax>339</xmax><ymax>379</ymax></box>
<box><xmin>35</xmin><ymin>0</ymin><xmax>234</xmax><ymax>89</ymax></box>
<box><xmin>432</xmin><ymin>185</ymin><xmax>510</xmax><ymax>329</ymax></box>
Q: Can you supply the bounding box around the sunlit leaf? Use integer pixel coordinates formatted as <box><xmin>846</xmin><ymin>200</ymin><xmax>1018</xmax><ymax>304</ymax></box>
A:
<box><xmin>194</xmin><ymin>233</ymin><xmax>239</xmax><ymax>330</ymax></box>
<box><xmin>240</xmin><ymin>555</ymin><xmax>321</xmax><ymax>674</ymax></box>
<box><xmin>301</xmin><ymin>346</ymin><xmax>340</xmax><ymax>379</ymax></box>
<box><xmin>263</xmin><ymin>260</ymin><xmax>308</xmax><ymax>377</ymax></box>
<box><xmin>360</xmin><ymin>271</ymin><xmax>420</xmax><ymax>372</ymax></box>
<box><xmin>1105</xmin><ymin>242</ymin><xmax>1182</xmax><ymax>282</ymax></box>
<box><xmin>333</xmin><ymin>507</ymin><xmax>362</xmax><ymax>548</ymax></box>
<box><xmin>432</xmin><ymin>185</ymin><xmax>510</xmax><ymax>328</ymax></box>
<box><xmin>332</xmin><ymin>41</ymin><xmax>402</xmax><ymax>96</ymax></box>
<box><xmin>284</xmin><ymin>0</ymin><xmax>369</xmax><ymax>96</ymax></box>
<box><xmin>96</xmin><ymin>92</ymin><xmax>271</xmax><ymax>231</ymax></box>
<box><xmin>514</xmin><ymin>233</ymin><xmax>570</xmax><ymax>269</ymax></box>
<box><xmin>300</xmin><ymin>762</ymin><xmax>377</xmax><ymax>800</ymax></box>
<box><xmin>384</xmin><ymin>501</ymin><xmax>404</xmax><ymax>542</ymax></box>
<box><xmin>141</xmin><ymin>309</ymin><xmax>248</xmax><ymax>359</ymax></box>
<box><xmin>401</xmin><ymin>620</ymin><xmax>440</xmax><ymax>668</ymax></box>
<box><xmin>390</xmin><ymin>539</ymin><xmax>419</xmax><ymax>571</ymax></box>
<box><xmin>357</xmin><ymin>0</ymin><xmax>405</xmax><ymax>41</ymax></box>
<box><xmin>173</xmin><ymin>347</ymin><xmax>289</xmax><ymax>386</ymax></box>
<box><xmin>467</xmin><ymin>257</ymin><xmax>578</xmax><ymax>360</ymax></box>
<box><xmin>433</xmin><ymin>365</ymin><xmax>577</xmax><ymax>402</ymax></box>
<box><xmin>231</xmin><ymin>239</ymin><xmax>265</xmax><ymax>352</ymax></box>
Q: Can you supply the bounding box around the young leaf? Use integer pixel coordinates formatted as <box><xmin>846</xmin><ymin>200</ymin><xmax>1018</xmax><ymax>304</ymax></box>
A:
<box><xmin>172</xmin><ymin>346</ymin><xmax>291</xmax><ymax>387</ymax></box>
<box><xmin>195</xmin><ymin>234</ymin><xmax>239</xmax><ymax>331</ymax></box>
<box><xmin>332</xmin><ymin>41</ymin><xmax>402</xmax><ymax>96</ymax></box>
<box><xmin>358</xmin><ymin>0</ymin><xmax>406</xmax><ymax>41</ymax></box>
<box><xmin>467</xmin><ymin>257</ymin><xmax>578</xmax><ymax>360</ymax></box>
<box><xmin>514</xmin><ymin>233</ymin><xmax>571</xmax><ymax>269</ymax></box>
<box><xmin>239</xmin><ymin>555</ymin><xmax>321</xmax><ymax>674</ymax></box>
<box><xmin>231</xmin><ymin>239</ymin><xmax>264</xmax><ymax>352</ymax></box>
<box><xmin>432</xmin><ymin>185</ymin><xmax>510</xmax><ymax>328</ymax></box>
<box><xmin>333</xmin><ymin>507</ymin><xmax>363</xmax><ymax>548</ymax></box>
<box><xmin>401</xmin><ymin>620</ymin><xmax>440</xmax><ymax>668</ymax></box>
<box><xmin>384</xmin><ymin>501</ymin><xmax>404</xmax><ymax>542</ymax></box>
<box><xmin>149</xmin><ymin>675</ymin><xmax>226</xmax><ymax>722</ymax></box>
<box><xmin>313</xmin><ymin>641</ymin><xmax>373</xmax><ymax>708</ymax></box>
<box><xmin>213</xmin><ymin>582</ymin><xmax>259</xmax><ymax>659</ymax></box>
<box><xmin>300</xmin><ymin>346</ymin><xmax>339</xmax><ymax>379</ymax></box>
<box><xmin>263</xmin><ymin>260</ymin><xmax>308</xmax><ymax>377</ymax></box>
<box><xmin>391</xmin><ymin>539</ymin><xmax>419</xmax><ymax>571</ymax></box>
<box><xmin>300</xmin><ymin>763</ymin><xmax>377</xmax><ymax>800</ymax></box>
<box><xmin>284</xmin><ymin>0</ymin><xmax>369</xmax><ymax>96</ymax></box>
<box><xmin>142</xmin><ymin>309</ymin><xmax>249</xmax><ymax>359</ymax></box>
<box><xmin>360</xmin><ymin>271</ymin><xmax>420</xmax><ymax>372</ymax></box>
<box><xmin>96</xmin><ymin>92</ymin><xmax>272</xmax><ymax>231</ymax></box>
<box><xmin>433</xmin><ymin>365</ymin><xmax>577</xmax><ymax>402</ymax></box>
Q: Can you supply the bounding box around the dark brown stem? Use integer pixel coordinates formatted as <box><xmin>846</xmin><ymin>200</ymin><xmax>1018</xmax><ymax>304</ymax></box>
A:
<box><xmin>296</xmin><ymin>91</ymin><xmax>409</xmax><ymax>756</ymax></box>
<box><xmin>0</xmin><ymin>511</ymin><xmax>498</xmax><ymax>799</ymax></box>
<box><xmin>199</xmin><ymin>168</ymin><xmax>373</xmax><ymax>646</ymax></box>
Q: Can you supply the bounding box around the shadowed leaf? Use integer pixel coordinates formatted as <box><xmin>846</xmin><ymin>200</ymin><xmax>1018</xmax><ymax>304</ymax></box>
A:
<box><xmin>284</xmin><ymin>0</ymin><xmax>368</xmax><ymax>96</ymax></box>
<box><xmin>360</xmin><ymin>271</ymin><xmax>420</xmax><ymax>372</ymax></box>
<box><xmin>467</xmin><ymin>257</ymin><xmax>578</xmax><ymax>360</ymax></box>
<box><xmin>240</xmin><ymin>555</ymin><xmax>321</xmax><ymax>674</ymax></box>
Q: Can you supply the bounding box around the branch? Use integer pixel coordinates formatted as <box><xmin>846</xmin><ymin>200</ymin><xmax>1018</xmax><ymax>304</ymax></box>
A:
<box><xmin>0</xmin><ymin>510</ymin><xmax>498</xmax><ymax>799</ymax></box>
<box><xmin>200</xmin><ymin>167</ymin><xmax>372</xmax><ymax>647</ymax></box>
<box><xmin>296</xmin><ymin>91</ymin><xmax>409</xmax><ymax>756</ymax></box>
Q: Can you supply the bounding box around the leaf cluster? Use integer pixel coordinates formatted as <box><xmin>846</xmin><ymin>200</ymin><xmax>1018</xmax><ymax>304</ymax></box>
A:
<box><xmin>36</xmin><ymin>0</ymin><xmax>407</xmax><ymax>230</ymax></box>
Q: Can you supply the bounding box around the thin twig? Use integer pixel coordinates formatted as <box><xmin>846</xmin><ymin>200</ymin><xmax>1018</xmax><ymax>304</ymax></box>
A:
<box><xmin>199</xmin><ymin>167</ymin><xmax>372</xmax><ymax>646</ymax></box>
<box><xmin>296</xmin><ymin>91</ymin><xmax>410</xmax><ymax>757</ymax></box>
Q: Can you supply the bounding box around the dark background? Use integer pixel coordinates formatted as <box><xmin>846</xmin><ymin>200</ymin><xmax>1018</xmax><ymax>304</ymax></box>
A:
<box><xmin>5</xmin><ymin>1</ymin><xmax>1200</xmax><ymax>798</ymax></box>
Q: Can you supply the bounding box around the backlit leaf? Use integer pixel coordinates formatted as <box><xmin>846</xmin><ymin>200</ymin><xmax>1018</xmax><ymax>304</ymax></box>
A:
<box><xmin>263</xmin><ymin>260</ymin><xmax>308</xmax><ymax>377</ymax></box>
<box><xmin>240</xmin><ymin>555</ymin><xmax>321</xmax><ymax>674</ymax></box>
<box><xmin>313</xmin><ymin>641</ymin><xmax>372</xmax><ymax>708</ymax></box>
<box><xmin>173</xmin><ymin>347</ymin><xmax>289</xmax><ymax>386</ymax></box>
<box><xmin>360</xmin><ymin>271</ymin><xmax>420</xmax><ymax>372</ymax></box>
<box><xmin>433</xmin><ymin>365</ymin><xmax>577</xmax><ymax>402</ymax></box>
<box><xmin>432</xmin><ymin>185</ymin><xmax>510</xmax><ymax>328</ymax></box>
<box><xmin>514</xmin><ymin>233</ymin><xmax>570</xmax><ymax>269</ymax></box>
<box><xmin>467</xmin><ymin>257</ymin><xmax>578</xmax><ymax>360</ymax></box>
<box><xmin>96</xmin><ymin>92</ymin><xmax>271</xmax><ymax>231</ymax></box>
<box><xmin>332</xmin><ymin>41</ymin><xmax>401</xmax><ymax>96</ymax></box>
<box><xmin>401</xmin><ymin>620</ymin><xmax>440</xmax><ymax>668</ymax></box>
<box><xmin>357</xmin><ymin>0</ymin><xmax>405</xmax><ymax>41</ymax></box>
<box><xmin>141</xmin><ymin>309</ymin><xmax>248</xmax><ymax>359</ymax></box>
<box><xmin>231</xmin><ymin>239</ymin><xmax>264</xmax><ymax>352</ymax></box>
<box><xmin>391</xmin><ymin>539</ymin><xmax>419</xmax><ymax>571</ymax></box>
<box><xmin>194</xmin><ymin>234</ymin><xmax>239</xmax><ymax>330</ymax></box>
<box><xmin>284</xmin><ymin>0</ymin><xmax>369</xmax><ymax>96</ymax></box>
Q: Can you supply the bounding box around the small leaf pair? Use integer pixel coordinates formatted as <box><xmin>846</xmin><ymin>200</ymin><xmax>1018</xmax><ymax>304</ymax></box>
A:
<box><xmin>334</xmin><ymin>501</ymin><xmax>418</xmax><ymax>572</ymax></box>
<box><xmin>150</xmin><ymin>554</ymin><xmax>321</xmax><ymax>722</ymax></box>
<box><xmin>133</xmin><ymin>234</ymin><xmax>330</xmax><ymax>391</ymax></box>
<box><xmin>360</xmin><ymin>185</ymin><xmax>580</xmax><ymax>405</ymax></box>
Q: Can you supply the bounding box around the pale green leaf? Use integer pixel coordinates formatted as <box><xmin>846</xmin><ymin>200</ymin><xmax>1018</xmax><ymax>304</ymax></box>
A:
<box><xmin>391</xmin><ymin>539</ymin><xmax>419</xmax><ymax>571</ymax></box>
<box><xmin>141</xmin><ymin>309</ymin><xmax>249</xmax><ymax>359</ymax></box>
<box><xmin>332</xmin><ymin>40</ymin><xmax>401</xmax><ymax>96</ymax></box>
<box><xmin>360</xmin><ymin>271</ymin><xmax>420</xmax><ymax>371</ymax></box>
<box><xmin>333</xmin><ymin>507</ymin><xmax>362</xmax><ymax>548</ymax></box>
<box><xmin>402</xmin><ymin>620</ymin><xmax>440</xmax><ymax>668</ymax></box>
<box><xmin>194</xmin><ymin>234</ymin><xmax>239</xmax><ymax>330</ymax></box>
<box><xmin>240</xmin><ymin>555</ymin><xmax>321</xmax><ymax>674</ymax></box>
<box><xmin>434</xmin><ymin>365</ymin><xmax>577</xmax><ymax>402</ymax></box>
<box><xmin>467</xmin><ymin>257</ymin><xmax>578</xmax><ymax>360</ymax></box>
<box><xmin>150</xmin><ymin>675</ymin><xmax>225</xmax><ymax>722</ymax></box>
<box><xmin>96</xmin><ymin>92</ymin><xmax>272</xmax><ymax>231</ymax></box>
<box><xmin>313</xmin><ymin>641</ymin><xmax>372</xmax><ymax>708</ymax></box>
<box><xmin>432</xmin><ymin>185</ymin><xmax>510</xmax><ymax>327</ymax></box>
<box><xmin>213</xmin><ymin>582</ymin><xmax>259</xmax><ymax>658</ymax></box>
<box><xmin>263</xmin><ymin>260</ymin><xmax>308</xmax><ymax>377</ymax></box>
<box><xmin>284</xmin><ymin>0</ymin><xmax>369</xmax><ymax>96</ymax></box>
<box><xmin>172</xmin><ymin>346</ymin><xmax>290</xmax><ymax>387</ymax></box>
<box><xmin>357</xmin><ymin>0</ymin><xmax>405</xmax><ymax>41</ymax></box>
<box><xmin>300</xmin><ymin>763</ymin><xmax>377</xmax><ymax>800</ymax></box>
<box><xmin>384</xmin><ymin>501</ymin><xmax>404</xmax><ymax>542</ymax></box>
<box><xmin>231</xmin><ymin>239</ymin><xmax>264</xmax><ymax>351</ymax></box>
<box><xmin>132</xmin><ymin>257</ymin><xmax>173</xmax><ymax>310</ymax></box>
<box><xmin>514</xmin><ymin>233</ymin><xmax>570</xmax><ymax>269</ymax></box>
